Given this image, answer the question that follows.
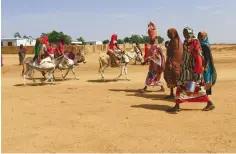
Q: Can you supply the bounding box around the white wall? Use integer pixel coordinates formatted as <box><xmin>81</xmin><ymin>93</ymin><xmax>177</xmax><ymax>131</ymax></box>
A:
<box><xmin>17</xmin><ymin>39</ymin><xmax>36</xmax><ymax>46</ymax></box>
<box><xmin>1</xmin><ymin>39</ymin><xmax>36</xmax><ymax>46</ymax></box>
<box><xmin>1</xmin><ymin>40</ymin><xmax>17</xmax><ymax>46</ymax></box>
<box><xmin>95</xmin><ymin>41</ymin><xmax>103</xmax><ymax>45</ymax></box>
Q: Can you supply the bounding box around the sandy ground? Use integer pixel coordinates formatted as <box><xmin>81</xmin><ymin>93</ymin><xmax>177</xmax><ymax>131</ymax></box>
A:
<box><xmin>2</xmin><ymin>47</ymin><xmax>236</xmax><ymax>152</ymax></box>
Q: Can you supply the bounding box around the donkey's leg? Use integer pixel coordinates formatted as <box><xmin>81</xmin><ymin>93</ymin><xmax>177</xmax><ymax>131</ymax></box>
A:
<box><xmin>63</xmin><ymin>69</ymin><xmax>70</xmax><ymax>80</ymax></box>
<box><xmin>115</xmin><ymin>64</ymin><xmax>124</xmax><ymax>81</ymax></box>
<box><xmin>100</xmin><ymin>66</ymin><xmax>106</xmax><ymax>80</ymax></box>
<box><xmin>71</xmin><ymin>67</ymin><xmax>79</xmax><ymax>80</ymax></box>
<box><xmin>124</xmin><ymin>64</ymin><xmax>130</xmax><ymax>81</ymax></box>
<box><xmin>49</xmin><ymin>71</ymin><xmax>55</xmax><ymax>84</ymax></box>
<box><xmin>60</xmin><ymin>69</ymin><xmax>65</xmax><ymax>80</ymax></box>
<box><xmin>22</xmin><ymin>74</ymin><xmax>27</xmax><ymax>86</ymax></box>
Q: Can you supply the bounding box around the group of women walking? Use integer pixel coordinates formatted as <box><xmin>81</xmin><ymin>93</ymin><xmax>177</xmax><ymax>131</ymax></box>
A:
<box><xmin>138</xmin><ymin>21</ymin><xmax>217</xmax><ymax>113</ymax></box>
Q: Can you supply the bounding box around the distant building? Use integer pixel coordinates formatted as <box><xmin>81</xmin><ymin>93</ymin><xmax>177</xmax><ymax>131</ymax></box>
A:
<box><xmin>71</xmin><ymin>41</ymin><xmax>83</xmax><ymax>45</ymax></box>
<box><xmin>85</xmin><ymin>40</ymin><xmax>103</xmax><ymax>45</ymax></box>
<box><xmin>1</xmin><ymin>37</ymin><xmax>36</xmax><ymax>46</ymax></box>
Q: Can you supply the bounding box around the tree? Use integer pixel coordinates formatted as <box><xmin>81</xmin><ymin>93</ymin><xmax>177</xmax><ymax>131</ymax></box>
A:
<box><xmin>40</xmin><ymin>33</ymin><xmax>47</xmax><ymax>37</ymax></box>
<box><xmin>103</xmin><ymin>39</ymin><xmax>109</xmax><ymax>44</ymax></box>
<box><xmin>77</xmin><ymin>37</ymin><xmax>85</xmax><ymax>44</ymax></box>
<box><xmin>129</xmin><ymin>34</ymin><xmax>143</xmax><ymax>44</ymax></box>
<box><xmin>104</xmin><ymin>34</ymin><xmax>164</xmax><ymax>45</ymax></box>
<box><xmin>14</xmin><ymin>32</ymin><xmax>21</xmax><ymax>38</ymax></box>
<box><xmin>41</xmin><ymin>30</ymin><xmax>72</xmax><ymax>45</ymax></box>
<box><xmin>141</xmin><ymin>35</ymin><xmax>150</xmax><ymax>44</ymax></box>
<box><xmin>157</xmin><ymin>36</ymin><xmax>164</xmax><ymax>44</ymax></box>
<box><xmin>123</xmin><ymin>37</ymin><xmax>130</xmax><ymax>43</ymax></box>
<box><xmin>117</xmin><ymin>39</ymin><xmax>124</xmax><ymax>44</ymax></box>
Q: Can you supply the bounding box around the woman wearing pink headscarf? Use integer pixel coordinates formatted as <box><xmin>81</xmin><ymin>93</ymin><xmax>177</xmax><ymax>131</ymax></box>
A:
<box><xmin>139</xmin><ymin>22</ymin><xmax>165</xmax><ymax>93</ymax></box>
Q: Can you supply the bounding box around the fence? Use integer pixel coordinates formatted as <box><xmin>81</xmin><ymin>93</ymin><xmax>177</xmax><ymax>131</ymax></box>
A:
<box><xmin>1</xmin><ymin>44</ymin><xmax>145</xmax><ymax>54</ymax></box>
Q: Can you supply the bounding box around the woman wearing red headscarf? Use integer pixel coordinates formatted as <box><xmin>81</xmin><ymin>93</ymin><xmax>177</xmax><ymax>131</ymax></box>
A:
<box><xmin>39</xmin><ymin>36</ymin><xmax>49</xmax><ymax>61</ymax></box>
<box><xmin>107</xmin><ymin>34</ymin><xmax>119</xmax><ymax>67</ymax></box>
<box><xmin>139</xmin><ymin>22</ymin><xmax>165</xmax><ymax>93</ymax></box>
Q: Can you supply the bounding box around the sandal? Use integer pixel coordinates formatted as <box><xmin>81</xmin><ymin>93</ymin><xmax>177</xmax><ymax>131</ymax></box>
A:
<box><xmin>202</xmin><ymin>104</ymin><xmax>215</xmax><ymax>111</ymax></box>
<box><xmin>166</xmin><ymin>107</ymin><xmax>180</xmax><ymax>113</ymax></box>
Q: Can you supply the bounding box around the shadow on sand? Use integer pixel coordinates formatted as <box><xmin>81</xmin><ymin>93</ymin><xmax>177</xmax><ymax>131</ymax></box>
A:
<box><xmin>109</xmin><ymin>88</ymin><xmax>153</xmax><ymax>93</ymax></box>
<box><xmin>54</xmin><ymin>78</ymin><xmax>75</xmax><ymax>82</ymax></box>
<box><xmin>131</xmin><ymin>104</ymin><xmax>172</xmax><ymax>111</ymax></box>
<box><xmin>87</xmin><ymin>78</ymin><xmax>129</xmax><ymax>83</ymax></box>
<box><xmin>13</xmin><ymin>82</ymin><xmax>60</xmax><ymax>87</ymax></box>
<box><xmin>126</xmin><ymin>93</ymin><xmax>175</xmax><ymax>103</ymax></box>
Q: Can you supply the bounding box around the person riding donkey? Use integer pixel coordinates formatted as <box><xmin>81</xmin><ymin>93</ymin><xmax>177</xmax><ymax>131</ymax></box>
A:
<box><xmin>54</xmin><ymin>38</ymin><xmax>65</xmax><ymax>58</ymax></box>
<box><xmin>32</xmin><ymin>35</ymin><xmax>54</xmax><ymax>77</ymax></box>
<box><xmin>107</xmin><ymin>34</ymin><xmax>122</xmax><ymax>67</ymax></box>
<box><xmin>134</xmin><ymin>43</ymin><xmax>143</xmax><ymax>56</ymax></box>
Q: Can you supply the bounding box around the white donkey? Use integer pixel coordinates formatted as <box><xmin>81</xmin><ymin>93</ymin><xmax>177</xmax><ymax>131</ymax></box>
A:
<box><xmin>22</xmin><ymin>54</ymin><xmax>66</xmax><ymax>85</ymax></box>
<box><xmin>55</xmin><ymin>54</ymin><xmax>79</xmax><ymax>81</ymax></box>
<box><xmin>98</xmin><ymin>50</ymin><xmax>132</xmax><ymax>81</ymax></box>
<box><xmin>125</xmin><ymin>49</ymin><xmax>144</xmax><ymax>65</ymax></box>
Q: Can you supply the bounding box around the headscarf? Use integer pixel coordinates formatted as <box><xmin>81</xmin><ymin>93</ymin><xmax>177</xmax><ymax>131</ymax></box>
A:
<box><xmin>198</xmin><ymin>31</ymin><xmax>210</xmax><ymax>46</ymax></box>
<box><xmin>59</xmin><ymin>38</ymin><xmax>65</xmax><ymax>45</ymax></box>
<box><xmin>167</xmin><ymin>28</ymin><xmax>180</xmax><ymax>40</ymax></box>
<box><xmin>35</xmin><ymin>37</ymin><xmax>41</xmax><ymax>55</ymax></box>
<box><xmin>36</xmin><ymin>38</ymin><xmax>41</xmax><ymax>45</ymax></box>
<box><xmin>167</xmin><ymin>28</ymin><xmax>181</xmax><ymax>48</ymax></box>
<box><xmin>109</xmin><ymin>34</ymin><xmax>117</xmax><ymax>50</ymax></box>
<box><xmin>148</xmin><ymin>21</ymin><xmax>158</xmax><ymax>42</ymax></box>
<box><xmin>183</xmin><ymin>27</ymin><xmax>194</xmax><ymax>38</ymax></box>
<box><xmin>43</xmin><ymin>36</ymin><xmax>49</xmax><ymax>46</ymax></box>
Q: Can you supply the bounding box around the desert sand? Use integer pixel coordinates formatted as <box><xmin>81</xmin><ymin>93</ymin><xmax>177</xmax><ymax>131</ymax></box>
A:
<box><xmin>2</xmin><ymin>45</ymin><xmax>236</xmax><ymax>152</ymax></box>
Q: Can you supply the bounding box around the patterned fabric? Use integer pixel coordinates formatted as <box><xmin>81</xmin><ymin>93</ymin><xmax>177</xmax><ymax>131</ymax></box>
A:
<box><xmin>175</xmin><ymin>36</ymin><xmax>209</xmax><ymax>104</ymax></box>
<box><xmin>183</xmin><ymin>27</ymin><xmax>194</xmax><ymax>38</ymax></box>
<box><xmin>145</xmin><ymin>45</ymin><xmax>165</xmax><ymax>86</ymax></box>
<box><xmin>164</xmin><ymin>28</ymin><xmax>183</xmax><ymax>88</ymax></box>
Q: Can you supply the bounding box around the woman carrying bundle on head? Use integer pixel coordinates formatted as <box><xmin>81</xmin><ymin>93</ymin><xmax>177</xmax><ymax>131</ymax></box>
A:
<box><xmin>138</xmin><ymin>21</ymin><xmax>165</xmax><ymax>93</ymax></box>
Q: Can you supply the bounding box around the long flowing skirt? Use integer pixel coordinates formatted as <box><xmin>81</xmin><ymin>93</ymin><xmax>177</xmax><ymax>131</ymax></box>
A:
<box><xmin>175</xmin><ymin>82</ymin><xmax>210</xmax><ymax>104</ymax></box>
<box><xmin>164</xmin><ymin>63</ymin><xmax>180</xmax><ymax>88</ymax></box>
<box><xmin>145</xmin><ymin>71</ymin><xmax>162</xmax><ymax>86</ymax></box>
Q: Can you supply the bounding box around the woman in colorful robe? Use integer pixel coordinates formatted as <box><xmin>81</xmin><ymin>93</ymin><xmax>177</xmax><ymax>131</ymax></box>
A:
<box><xmin>18</xmin><ymin>44</ymin><xmax>27</xmax><ymax>65</ymax></box>
<box><xmin>139</xmin><ymin>22</ymin><xmax>165</xmax><ymax>93</ymax></box>
<box><xmin>164</xmin><ymin>28</ymin><xmax>183</xmax><ymax>99</ymax></box>
<box><xmin>167</xmin><ymin>27</ymin><xmax>215</xmax><ymax>113</ymax></box>
<box><xmin>198</xmin><ymin>31</ymin><xmax>217</xmax><ymax>95</ymax></box>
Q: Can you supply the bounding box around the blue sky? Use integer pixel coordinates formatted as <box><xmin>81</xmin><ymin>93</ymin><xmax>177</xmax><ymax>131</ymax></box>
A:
<box><xmin>1</xmin><ymin>0</ymin><xmax>236</xmax><ymax>43</ymax></box>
